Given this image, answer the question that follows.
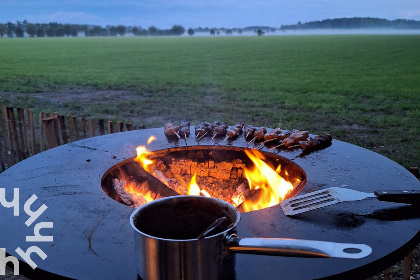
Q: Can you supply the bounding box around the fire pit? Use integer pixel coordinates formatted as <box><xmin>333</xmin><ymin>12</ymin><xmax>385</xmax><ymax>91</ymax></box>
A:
<box><xmin>101</xmin><ymin>145</ymin><xmax>307</xmax><ymax>211</ymax></box>
<box><xmin>0</xmin><ymin>127</ymin><xmax>419</xmax><ymax>280</ymax></box>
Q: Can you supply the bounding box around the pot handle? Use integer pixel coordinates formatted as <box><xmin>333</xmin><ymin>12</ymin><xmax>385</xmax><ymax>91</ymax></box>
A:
<box><xmin>226</xmin><ymin>234</ymin><xmax>372</xmax><ymax>259</ymax></box>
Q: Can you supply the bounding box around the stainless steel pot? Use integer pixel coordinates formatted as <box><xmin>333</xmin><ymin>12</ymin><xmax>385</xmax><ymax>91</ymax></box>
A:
<box><xmin>130</xmin><ymin>196</ymin><xmax>371</xmax><ymax>280</ymax></box>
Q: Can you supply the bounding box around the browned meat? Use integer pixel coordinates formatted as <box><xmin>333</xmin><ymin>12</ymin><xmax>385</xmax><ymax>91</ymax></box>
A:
<box><xmin>254</xmin><ymin>127</ymin><xmax>267</xmax><ymax>141</ymax></box>
<box><xmin>299</xmin><ymin>134</ymin><xmax>332</xmax><ymax>150</ymax></box>
<box><xmin>227</xmin><ymin>123</ymin><xmax>243</xmax><ymax>138</ymax></box>
<box><xmin>164</xmin><ymin>123</ymin><xmax>179</xmax><ymax>137</ymax></box>
<box><xmin>244</xmin><ymin>125</ymin><xmax>257</xmax><ymax>139</ymax></box>
<box><xmin>195</xmin><ymin>122</ymin><xmax>212</xmax><ymax>138</ymax></box>
<box><xmin>179</xmin><ymin>120</ymin><xmax>190</xmax><ymax>138</ymax></box>
<box><xmin>281</xmin><ymin>130</ymin><xmax>309</xmax><ymax>147</ymax></box>
<box><xmin>213</xmin><ymin>125</ymin><xmax>227</xmax><ymax>138</ymax></box>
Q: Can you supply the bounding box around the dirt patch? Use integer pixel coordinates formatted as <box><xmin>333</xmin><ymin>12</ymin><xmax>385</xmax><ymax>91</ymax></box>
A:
<box><xmin>1</xmin><ymin>89</ymin><xmax>138</xmax><ymax>104</ymax></box>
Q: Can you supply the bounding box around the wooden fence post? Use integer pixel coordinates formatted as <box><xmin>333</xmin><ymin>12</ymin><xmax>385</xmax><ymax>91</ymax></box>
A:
<box><xmin>117</xmin><ymin>121</ymin><xmax>124</xmax><ymax>132</ymax></box>
<box><xmin>108</xmin><ymin>121</ymin><xmax>114</xmax><ymax>134</ymax></box>
<box><xmin>52</xmin><ymin>112</ymin><xmax>61</xmax><ymax>146</ymax></box>
<box><xmin>17</xmin><ymin>108</ymin><xmax>29</xmax><ymax>159</ymax></box>
<box><xmin>71</xmin><ymin>117</ymin><xmax>79</xmax><ymax>141</ymax></box>
<box><xmin>98</xmin><ymin>119</ymin><xmax>105</xmax><ymax>135</ymax></box>
<box><xmin>39</xmin><ymin>112</ymin><xmax>50</xmax><ymax>152</ymax></box>
<box><xmin>88</xmin><ymin>119</ymin><xmax>95</xmax><ymax>137</ymax></box>
<box><xmin>58</xmin><ymin>115</ymin><xmax>68</xmax><ymax>144</ymax></box>
<box><xmin>0</xmin><ymin>106</ymin><xmax>6</xmax><ymax>171</ymax></box>
<box><xmin>81</xmin><ymin>117</ymin><xmax>87</xmax><ymax>139</ymax></box>
<box><xmin>42</xmin><ymin>117</ymin><xmax>59</xmax><ymax>149</ymax></box>
<box><xmin>27</xmin><ymin>109</ymin><xmax>36</xmax><ymax>155</ymax></box>
<box><xmin>5</xmin><ymin>107</ymin><xmax>21</xmax><ymax>164</ymax></box>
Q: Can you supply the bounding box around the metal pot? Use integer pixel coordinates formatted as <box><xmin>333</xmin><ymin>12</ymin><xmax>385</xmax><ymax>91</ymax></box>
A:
<box><xmin>130</xmin><ymin>196</ymin><xmax>371</xmax><ymax>280</ymax></box>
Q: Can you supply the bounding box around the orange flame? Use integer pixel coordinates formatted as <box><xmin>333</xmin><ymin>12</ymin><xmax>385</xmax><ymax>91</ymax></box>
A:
<box><xmin>135</xmin><ymin>146</ymin><xmax>154</xmax><ymax>172</ymax></box>
<box><xmin>187</xmin><ymin>173</ymin><xmax>201</xmax><ymax>195</ymax></box>
<box><xmin>241</xmin><ymin>149</ymin><xmax>294</xmax><ymax>212</ymax></box>
<box><xmin>127</xmin><ymin>139</ymin><xmax>296</xmax><ymax>212</ymax></box>
<box><xmin>147</xmin><ymin>136</ymin><xmax>157</xmax><ymax>145</ymax></box>
<box><xmin>123</xmin><ymin>181</ymin><xmax>154</xmax><ymax>204</ymax></box>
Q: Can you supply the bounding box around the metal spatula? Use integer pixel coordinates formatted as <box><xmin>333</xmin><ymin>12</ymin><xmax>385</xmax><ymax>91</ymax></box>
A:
<box><xmin>280</xmin><ymin>187</ymin><xmax>420</xmax><ymax>216</ymax></box>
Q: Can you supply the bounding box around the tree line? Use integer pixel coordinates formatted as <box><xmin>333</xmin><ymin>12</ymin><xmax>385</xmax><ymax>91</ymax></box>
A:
<box><xmin>0</xmin><ymin>21</ymin><xmax>186</xmax><ymax>38</ymax></box>
<box><xmin>280</xmin><ymin>17</ymin><xmax>420</xmax><ymax>31</ymax></box>
<box><xmin>0</xmin><ymin>20</ymin><xmax>273</xmax><ymax>38</ymax></box>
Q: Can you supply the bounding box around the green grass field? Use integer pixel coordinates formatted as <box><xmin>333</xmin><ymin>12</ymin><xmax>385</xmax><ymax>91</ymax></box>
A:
<box><xmin>0</xmin><ymin>35</ymin><xmax>419</xmax><ymax>168</ymax></box>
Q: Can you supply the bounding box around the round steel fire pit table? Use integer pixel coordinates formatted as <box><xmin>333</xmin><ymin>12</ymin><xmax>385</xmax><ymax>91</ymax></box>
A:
<box><xmin>0</xmin><ymin>127</ymin><xmax>419</xmax><ymax>280</ymax></box>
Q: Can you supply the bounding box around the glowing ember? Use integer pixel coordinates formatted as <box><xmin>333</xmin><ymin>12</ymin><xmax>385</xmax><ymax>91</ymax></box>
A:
<box><xmin>121</xmin><ymin>137</ymin><xmax>298</xmax><ymax>212</ymax></box>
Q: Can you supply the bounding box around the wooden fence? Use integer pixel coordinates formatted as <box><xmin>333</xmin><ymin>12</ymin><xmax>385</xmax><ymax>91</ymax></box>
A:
<box><xmin>0</xmin><ymin>106</ymin><xmax>143</xmax><ymax>172</ymax></box>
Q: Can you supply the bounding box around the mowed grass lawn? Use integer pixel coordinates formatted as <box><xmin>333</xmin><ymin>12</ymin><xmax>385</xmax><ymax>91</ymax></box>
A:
<box><xmin>0</xmin><ymin>35</ymin><xmax>419</xmax><ymax>168</ymax></box>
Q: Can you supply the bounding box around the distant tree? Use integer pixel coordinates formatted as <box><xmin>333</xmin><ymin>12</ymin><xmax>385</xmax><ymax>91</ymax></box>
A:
<box><xmin>15</xmin><ymin>26</ymin><xmax>24</xmax><ymax>37</ymax></box>
<box><xmin>132</xmin><ymin>26</ymin><xmax>140</xmax><ymax>36</ymax></box>
<box><xmin>257</xmin><ymin>29</ymin><xmax>264</xmax><ymax>36</ymax></box>
<box><xmin>148</xmin><ymin>25</ymin><xmax>158</xmax><ymax>35</ymax></box>
<box><xmin>225</xmin><ymin>29</ymin><xmax>232</xmax><ymax>35</ymax></box>
<box><xmin>6</xmin><ymin>22</ymin><xmax>15</xmax><ymax>37</ymax></box>
<box><xmin>37</xmin><ymin>28</ymin><xmax>45</xmax><ymax>37</ymax></box>
<box><xmin>55</xmin><ymin>27</ymin><xmax>65</xmax><ymax>37</ymax></box>
<box><xmin>238</xmin><ymin>29</ymin><xmax>243</xmax><ymax>35</ymax></box>
<box><xmin>46</xmin><ymin>27</ymin><xmax>56</xmax><ymax>37</ymax></box>
<box><xmin>116</xmin><ymin>25</ymin><xmax>126</xmax><ymax>36</ymax></box>
<box><xmin>210</xmin><ymin>29</ymin><xmax>215</xmax><ymax>35</ymax></box>
<box><xmin>108</xmin><ymin>26</ymin><xmax>118</xmax><ymax>36</ymax></box>
<box><xmin>187</xmin><ymin>28</ymin><xmax>194</xmax><ymax>36</ymax></box>
<box><xmin>171</xmin><ymin>24</ymin><xmax>185</xmax><ymax>35</ymax></box>
<box><xmin>63</xmin><ymin>24</ymin><xmax>73</xmax><ymax>36</ymax></box>
<box><xmin>70</xmin><ymin>28</ymin><xmax>78</xmax><ymax>37</ymax></box>
<box><xmin>26</xmin><ymin>23</ymin><xmax>38</xmax><ymax>37</ymax></box>
<box><xmin>0</xmin><ymin>24</ymin><xmax>6</xmax><ymax>37</ymax></box>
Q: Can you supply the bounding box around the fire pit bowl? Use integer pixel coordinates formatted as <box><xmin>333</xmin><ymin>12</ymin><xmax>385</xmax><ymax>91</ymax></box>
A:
<box><xmin>102</xmin><ymin>146</ymin><xmax>307</xmax><ymax>211</ymax></box>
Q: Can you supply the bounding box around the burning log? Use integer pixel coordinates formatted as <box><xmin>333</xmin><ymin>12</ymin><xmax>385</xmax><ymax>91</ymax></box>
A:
<box><xmin>115</xmin><ymin>162</ymin><xmax>180</xmax><ymax>198</ymax></box>
<box><xmin>236</xmin><ymin>188</ymin><xmax>263</xmax><ymax>213</ymax></box>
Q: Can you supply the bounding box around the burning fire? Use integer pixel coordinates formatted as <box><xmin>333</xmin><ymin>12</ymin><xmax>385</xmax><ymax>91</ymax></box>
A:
<box><xmin>187</xmin><ymin>173</ymin><xmax>200</xmax><ymax>195</ymax></box>
<box><xmin>241</xmin><ymin>149</ymin><xmax>294</xmax><ymax>212</ymax></box>
<box><xmin>126</xmin><ymin>136</ymin><xmax>296</xmax><ymax>212</ymax></box>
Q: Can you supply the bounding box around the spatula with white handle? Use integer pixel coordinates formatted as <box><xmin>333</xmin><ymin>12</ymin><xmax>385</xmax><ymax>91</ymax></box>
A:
<box><xmin>280</xmin><ymin>187</ymin><xmax>420</xmax><ymax>216</ymax></box>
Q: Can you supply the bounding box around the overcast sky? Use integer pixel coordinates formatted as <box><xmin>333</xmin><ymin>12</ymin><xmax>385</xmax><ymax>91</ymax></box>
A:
<box><xmin>1</xmin><ymin>0</ymin><xmax>420</xmax><ymax>29</ymax></box>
